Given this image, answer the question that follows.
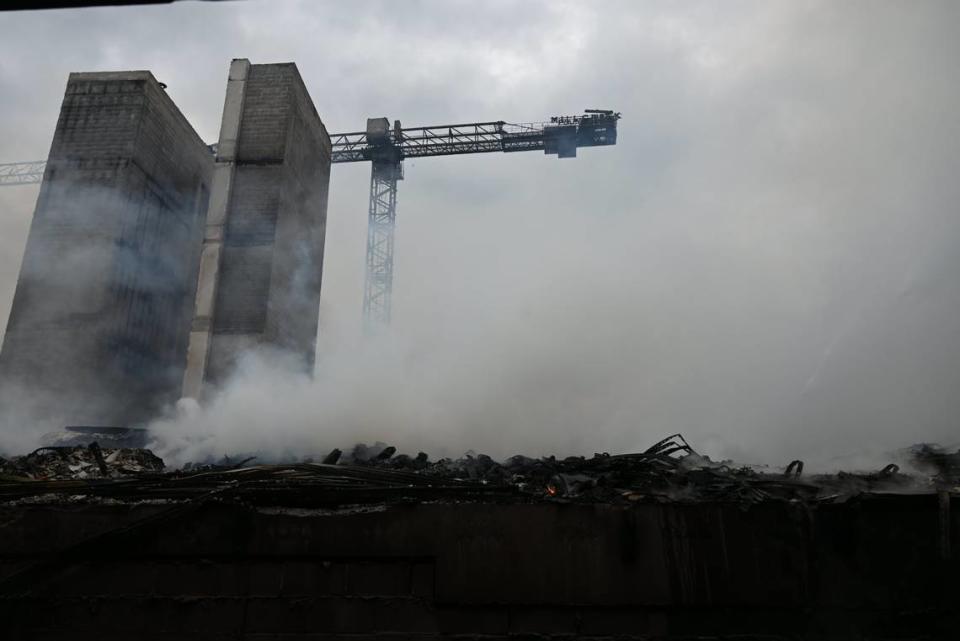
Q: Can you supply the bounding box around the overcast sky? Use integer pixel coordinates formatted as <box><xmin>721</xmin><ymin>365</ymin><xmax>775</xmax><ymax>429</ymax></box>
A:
<box><xmin>1</xmin><ymin>1</ymin><xmax>959</xmax><ymax>465</ymax></box>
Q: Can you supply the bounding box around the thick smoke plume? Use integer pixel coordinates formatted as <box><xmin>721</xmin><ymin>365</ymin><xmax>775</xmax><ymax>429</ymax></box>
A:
<box><xmin>3</xmin><ymin>2</ymin><xmax>960</xmax><ymax>469</ymax></box>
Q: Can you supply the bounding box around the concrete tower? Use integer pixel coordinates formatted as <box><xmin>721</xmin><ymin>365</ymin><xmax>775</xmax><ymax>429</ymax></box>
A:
<box><xmin>0</xmin><ymin>70</ymin><xmax>213</xmax><ymax>429</ymax></box>
<box><xmin>182</xmin><ymin>59</ymin><xmax>331</xmax><ymax>397</ymax></box>
<box><xmin>0</xmin><ymin>59</ymin><xmax>330</xmax><ymax>436</ymax></box>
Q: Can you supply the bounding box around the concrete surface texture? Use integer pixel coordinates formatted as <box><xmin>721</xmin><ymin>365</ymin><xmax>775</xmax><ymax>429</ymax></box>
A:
<box><xmin>200</xmin><ymin>60</ymin><xmax>331</xmax><ymax>390</ymax></box>
<box><xmin>0</xmin><ymin>70</ymin><xmax>212</xmax><ymax>430</ymax></box>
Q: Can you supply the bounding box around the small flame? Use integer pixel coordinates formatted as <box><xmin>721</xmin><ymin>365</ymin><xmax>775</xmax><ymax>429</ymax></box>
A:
<box><xmin>546</xmin><ymin>484</ymin><xmax>558</xmax><ymax>497</ymax></box>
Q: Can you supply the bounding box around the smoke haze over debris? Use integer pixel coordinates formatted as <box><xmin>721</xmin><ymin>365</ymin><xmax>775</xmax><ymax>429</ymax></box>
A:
<box><xmin>2</xmin><ymin>1</ymin><xmax>960</xmax><ymax>467</ymax></box>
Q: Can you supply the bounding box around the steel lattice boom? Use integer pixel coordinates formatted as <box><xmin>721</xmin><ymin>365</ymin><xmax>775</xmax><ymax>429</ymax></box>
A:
<box><xmin>1</xmin><ymin>110</ymin><xmax>620</xmax><ymax>330</ymax></box>
<box><xmin>0</xmin><ymin>161</ymin><xmax>45</xmax><ymax>186</ymax></box>
<box><xmin>330</xmin><ymin>111</ymin><xmax>620</xmax><ymax>163</ymax></box>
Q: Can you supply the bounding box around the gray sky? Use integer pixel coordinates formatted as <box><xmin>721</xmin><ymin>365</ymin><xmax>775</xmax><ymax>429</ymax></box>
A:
<box><xmin>2</xmin><ymin>0</ymin><xmax>960</xmax><ymax>465</ymax></box>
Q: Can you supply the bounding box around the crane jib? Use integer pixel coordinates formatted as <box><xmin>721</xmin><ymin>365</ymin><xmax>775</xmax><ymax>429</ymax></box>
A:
<box><xmin>330</xmin><ymin>111</ymin><xmax>619</xmax><ymax>163</ymax></box>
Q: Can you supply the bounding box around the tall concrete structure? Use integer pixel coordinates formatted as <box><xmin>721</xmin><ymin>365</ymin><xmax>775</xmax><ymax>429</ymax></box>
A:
<box><xmin>182</xmin><ymin>60</ymin><xmax>331</xmax><ymax>397</ymax></box>
<box><xmin>0</xmin><ymin>60</ymin><xmax>330</xmax><ymax>434</ymax></box>
<box><xmin>0</xmin><ymin>71</ymin><xmax>213</xmax><ymax>429</ymax></box>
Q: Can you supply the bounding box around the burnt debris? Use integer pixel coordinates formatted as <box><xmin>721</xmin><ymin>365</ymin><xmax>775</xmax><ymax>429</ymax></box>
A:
<box><xmin>0</xmin><ymin>433</ymin><xmax>957</xmax><ymax>508</ymax></box>
<box><xmin>0</xmin><ymin>443</ymin><xmax>164</xmax><ymax>480</ymax></box>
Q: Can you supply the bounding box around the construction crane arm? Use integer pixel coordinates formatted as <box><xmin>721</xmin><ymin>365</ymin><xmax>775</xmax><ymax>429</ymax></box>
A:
<box><xmin>0</xmin><ymin>161</ymin><xmax>46</xmax><ymax>186</ymax></box>
<box><xmin>330</xmin><ymin>111</ymin><xmax>620</xmax><ymax>163</ymax></box>
<box><xmin>331</xmin><ymin>121</ymin><xmax>516</xmax><ymax>162</ymax></box>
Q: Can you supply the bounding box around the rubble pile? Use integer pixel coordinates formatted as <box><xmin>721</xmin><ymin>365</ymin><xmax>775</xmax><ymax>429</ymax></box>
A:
<box><xmin>0</xmin><ymin>444</ymin><xmax>164</xmax><ymax>480</ymax></box>
<box><xmin>354</xmin><ymin>434</ymin><xmax>956</xmax><ymax>503</ymax></box>
<box><xmin>0</xmin><ymin>434</ymin><xmax>956</xmax><ymax>507</ymax></box>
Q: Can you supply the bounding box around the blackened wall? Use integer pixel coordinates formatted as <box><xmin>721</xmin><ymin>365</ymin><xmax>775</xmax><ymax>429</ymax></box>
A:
<box><xmin>207</xmin><ymin>63</ymin><xmax>331</xmax><ymax>383</ymax></box>
<box><xmin>0</xmin><ymin>496</ymin><xmax>956</xmax><ymax>639</ymax></box>
<box><xmin>0</xmin><ymin>71</ymin><xmax>212</xmax><ymax>429</ymax></box>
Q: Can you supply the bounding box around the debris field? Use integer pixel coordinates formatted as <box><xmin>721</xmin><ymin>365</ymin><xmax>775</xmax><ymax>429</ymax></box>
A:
<box><xmin>1</xmin><ymin>434</ymin><xmax>956</xmax><ymax>508</ymax></box>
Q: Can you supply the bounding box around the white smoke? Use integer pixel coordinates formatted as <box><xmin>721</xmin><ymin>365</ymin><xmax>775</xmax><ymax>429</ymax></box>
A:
<box><xmin>3</xmin><ymin>1</ymin><xmax>960</xmax><ymax>470</ymax></box>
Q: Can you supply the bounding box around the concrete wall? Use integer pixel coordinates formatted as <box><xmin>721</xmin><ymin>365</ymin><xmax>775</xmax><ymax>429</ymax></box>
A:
<box><xmin>194</xmin><ymin>61</ymin><xmax>331</xmax><ymax>389</ymax></box>
<box><xmin>0</xmin><ymin>71</ymin><xmax>212</xmax><ymax>429</ymax></box>
<box><xmin>0</xmin><ymin>497</ymin><xmax>955</xmax><ymax>639</ymax></box>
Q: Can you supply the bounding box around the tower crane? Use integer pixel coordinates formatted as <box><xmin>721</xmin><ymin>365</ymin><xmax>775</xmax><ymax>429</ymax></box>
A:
<box><xmin>0</xmin><ymin>109</ymin><xmax>621</xmax><ymax>327</ymax></box>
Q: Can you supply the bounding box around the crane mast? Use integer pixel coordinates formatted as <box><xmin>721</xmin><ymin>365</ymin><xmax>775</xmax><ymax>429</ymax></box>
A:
<box><xmin>0</xmin><ymin>110</ymin><xmax>621</xmax><ymax>329</ymax></box>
